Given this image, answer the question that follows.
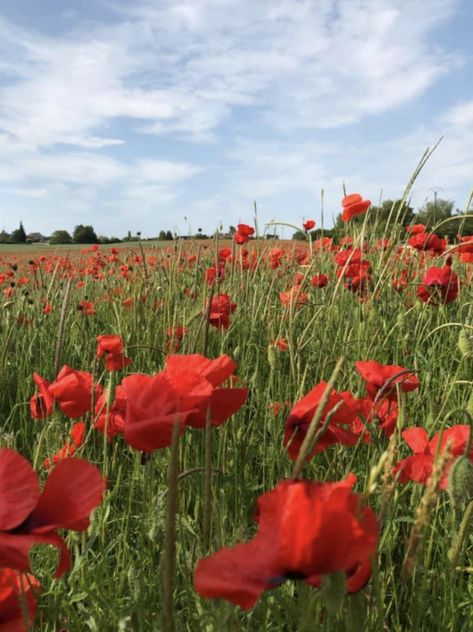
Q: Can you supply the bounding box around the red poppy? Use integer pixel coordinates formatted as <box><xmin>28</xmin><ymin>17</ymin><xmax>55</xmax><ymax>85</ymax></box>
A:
<box><xmin>393</xmin><ymin>425</ymin><xmax>472</xmax><ymax>488</ymax></box>
<box><xmin>0</xmin><ymin>568</ymin><xmax>39</xmax><ymax>631</ymax></box>
<box><xmin>341</xmin><ymin>194</ymin><xmax>371</xmax><ymax>222</ymax></box>
<box><xmin>355</xmin><ymin>360</ymin><xmax>419</xmax><ymax>401</ymax></box>
<box><xmin>48</xmin><ymin>366</ymin><xmax>103</xmax><ymax>419</ymax></box>
<box><xmin>0</xmin><ymin>449</ymin><xmax>105</xmax><ymax>576</ymax></box>
<box><xmin>234</xmin><ymin>224</ymin><xmax>255</xmax><ymax>245</ymax></box>
<box><xmin>120</xmin><ymin>373</ymin><xmax>195</xmax><ymax>451</ymax></box>
<box><xmin>271</xmin><ymin>338</ymin><xmax>289</xmax><ymax>352</ymax></box>
<box><xmin>310</xmin><ymin>274</ymin><xmax>328</xmax><ymax>288</ymax></box>
<box><xmin>194</xmin><ymin>474</ymin><xmax>378</xmax><ymax>609</ymax></box>
<box><xmin>303</xmin><ymin>220</ymin><xmax>316</xmax><ymax>231</ymax></box>
<box><xmin>406</xmin><ymin>224</ymin><xmax>426</xmax><ymax>235</ymax></box>
<box><xmin>208</xmin><ymin>294</ymin><xmax>237</xmax><ymax>329</ymax></box>
<box><xmin>96</xmin><ymin>335</ymin><xmax>133</xmax><ymax>371</ymax></box>
<box><xmin>43</xmin><ymin>422</ymin><xmax>85</xmax><ymax>470</ymax></box>
<box><xmin>94</xmin><ymin>386</ymin><xmax>126</xmax><ymax>440</ymax></box>
<box><xmin>284</xmin><ymin>383</ymin><xmax>360</xmax><ymax>461</ymax></box>
<box><xmin>417</xmin><ymin>265</ymin><xmax>459</xmax><ymax>305</ymax></box>
<box><xmin>162</xmin><ymin>354</ymin><xmax>248</xmax><ymax>429</ymax></box>
<box><xmin>30</xmin><ymin>373</ymin><xmax>54</xmax><ymax>420</ymax></box>
<box><xmin>408</xmin><ymin>232</ymin><xmax>446</xmax><ymax>254</ymax></box>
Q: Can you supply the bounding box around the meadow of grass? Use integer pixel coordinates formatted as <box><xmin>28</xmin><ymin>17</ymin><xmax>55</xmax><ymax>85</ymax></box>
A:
<box><xmin>0</xmin><ymin>203</ymin><xmax>473</xmax><ymax>631</ymax></box>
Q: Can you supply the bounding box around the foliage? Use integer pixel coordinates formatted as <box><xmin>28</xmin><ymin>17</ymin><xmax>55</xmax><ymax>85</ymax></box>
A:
<box><xmin>72</xmin><ymin>224</ymin><xmax>99</xmax><ymax>244</ymax></box>
<box><xmin>49</xmin><ymin>230</ymin><xmax>72</xmax><ymax>245</ymax></box>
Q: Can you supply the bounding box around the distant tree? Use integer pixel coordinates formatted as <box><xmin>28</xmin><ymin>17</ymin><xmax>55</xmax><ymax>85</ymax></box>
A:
<box><xmin>0</xmin><ymin>230</ymin><xmax>10</xmax><ymax>243</ymax></box>
<box><xmin>10</xmin><ymin>221</ymin><xmax>27</xmax><ymax>243</ymax></box>
<box><xmin>228</xmin><ymin>225</ymin><xmax>236</xmax><ymax>236</ymax></box>
<box><xmin>49</xmin><ymin>230</ymin><xmax>72</xmax><ymax>245</ymax></box>
<box><xmin>165</xmin><ymin>230</ymin><xmax>173</xmax><ymax>241</ymax></box>
<box><xmin>73</xmin><ymin>224</ymin><xmax>99</xmax><ymax>244</ymax></box>
<box><xmin>416</xmin><ymin>198</ymin><xmax>453</xmax><ymax>224</ymax></box>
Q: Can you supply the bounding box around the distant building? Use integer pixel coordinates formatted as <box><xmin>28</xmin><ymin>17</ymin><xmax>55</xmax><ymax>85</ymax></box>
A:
<box><xmin>26</xmin><ymin>232</ymin><xmax>48</xmax><ymax>243</ymax></box>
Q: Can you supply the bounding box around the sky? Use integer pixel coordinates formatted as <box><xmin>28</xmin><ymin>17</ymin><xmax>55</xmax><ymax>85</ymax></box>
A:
<box><xmin>0</xmin><ymin>0</ymin><xmax>472</xmax><ymax>238</ymax></box>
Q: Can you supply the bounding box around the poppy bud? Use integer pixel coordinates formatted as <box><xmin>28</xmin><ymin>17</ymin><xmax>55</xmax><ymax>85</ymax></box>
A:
<box><xmin>448</xmin><ymin>456</ymin><xmax>473</xmax><ymax>510</ymax></box>
<box><xmin>233</xmin><ymin>345</ymin><xmax>241</xmax><ymax>360</ymax></box>
<box><xmin>267</xmin><ymin>344</ymin><xmax>277</xmax><ymax>370</ymax></box>
<box><xmin>458</xmin><ymin>329</ymin><xmax>473</xmax><ymax>358</ymax></box>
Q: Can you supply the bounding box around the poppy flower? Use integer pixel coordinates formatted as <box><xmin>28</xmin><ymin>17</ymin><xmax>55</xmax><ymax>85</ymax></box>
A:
<box><xmin>234</xmin><ymin>224</ymin><xmax>255</xmax><ymax>245</ymax></box>
<box><xmin>43</xmin><ymin>422</ymin><xmax>85</xmax><ymax>469</ymax></box>
<box><xmin>406</xmin><ymin>224</ymin><xmax>426</xmax><ymax>235</ymax></box>
<box><xmin>408</xmin><ymin>232</ymin><xmax>446</xmax><ymax>254</ymax></box>
<box><xmin>284</xmin><ymin>383</ymin><xmax>360</xmax><ymax>461</ymax></box>
<box><xmin>271</xmin><ymin>338</ymin><xmax>289</xmax><ymax>352</ymax></box>
<box><xmin>120</xmin><ymin>373</ymin><xmax>196</xmax><ymax>452</ymax></box>
<box><xmin>0</xmin><ymin>568</ymin><xmax>39</xmax><ymax>631</ymax></box>
<box><xmin>341</xmin><ymin>194</ymin><xmax>371</xmax><ymax>222</ymax></box>
<box><xmin>355</xmin><ymin>398</ymin><xmax>398</xmax><ymax>438</ymax></box>
<box><xmin>208</xmin><ymin>294</ymin><xmax>237</xmax><ymax>329</ymax></box>
<box><xmin>0</xmin><ymin>448</ymin><xmax>105</xmax><ymax>576</ymax></box>
<box><xmin>310</xmin><ymin>274</ymin><xmax>328</xmax><ymax>288</ymax></box>
<box><xmin>94</xmin><ymin>386</ymin><xmax>126</xmax><ymax>441</ymax></box>
<box><xmin>355</xmin><ymin>360</ymin><xmax>419</xmax><ymax>401</ymax></box>
<box><xmin>162</xmin><ymin>354</ymin><xmax>248</xmax><ymax>429</ymax></box>
<box><xmin>96</xmin><ymin>335</ymin><xmax>133</xmax><ymax>371</ymax></box>
<box><xmin>417</xmin><ymin>265</ymin><xmax>459</xmax><ymax>305</ymax></box>
<box><xmin>393</xmin><ymin>425</ymin><xmax>472</xmax><ymax>488</ymax></box>
<box><xmin>303</xmin><ymin>220</ymin><xmax>316</xmax><ymax>231</ymax></box>
<box><xmin>194</xmin><ymin>474</ymin><xmax>378</xmax><ymax>609</ymax></box>
<box><xmin>48</xmin><ymin>366</ymin><xmax>103</xmax><ymax>419</ymax></box>
<box><xmin>30</xmin><ymin>373</ymin><xmax>54</xmax><ymax>420</ymax></box>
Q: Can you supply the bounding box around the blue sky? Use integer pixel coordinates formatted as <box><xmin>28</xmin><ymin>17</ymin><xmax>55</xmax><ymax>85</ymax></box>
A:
<box><xmin>0</xmin><ymin>0</ymin><xmax>472</xmax><ymax>237</ymax></box>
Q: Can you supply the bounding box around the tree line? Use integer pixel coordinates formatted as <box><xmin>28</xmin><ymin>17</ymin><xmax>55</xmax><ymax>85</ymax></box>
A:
<box><xmin>1</xmin><ymin>198</ymin><xmax>472</xmax><ymax>245</ymax></box>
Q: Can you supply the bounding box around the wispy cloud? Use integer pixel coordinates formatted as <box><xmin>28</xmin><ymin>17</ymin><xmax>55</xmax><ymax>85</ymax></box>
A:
<box><xmin>0</xmin><ymin>0</ymin><xmax>469</xmax><ymax>233</ymax></box>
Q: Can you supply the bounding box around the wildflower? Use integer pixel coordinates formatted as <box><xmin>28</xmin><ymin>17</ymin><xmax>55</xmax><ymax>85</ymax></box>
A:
<box><xmin>310</xmin><ymin>274</ymin><xmax>328</xmax><ymax>288</ymax></box>
<box><xmin>234</xmin><ymin>224</ymin><xmax>255</xmax><ymax>245</ymax></box>
<box><xmin>341</xmin><ymin>194</ymin><xmax>371</xmax><ymax>222</ymax></box>
<box><xmin>96</xmin><ymin>335</ymin><xmax>133</xmax><ymax>371</ymax></box>
<box><xmin>417</xmin><ymin>265</ymin><xmax>459</xmax><ymax>305</ymax></box>
<box><xmin>0</xmin><ymin>448</ymin><xmax>105</xmax><ymax>576</ymax></box>
<box><xmin>393</xmin><ymin>426</ymin><xmax>472</xmax><ymax>488</ymax></box>
<box><xmin>355</xmin><ymin>360</ymin><xmax>419</xmax><ymax>402</ymax></box>
<box><xmin>208</xmin><ymin>294</ymin><xmax>237</xmax><ymax>329</ymax></box>
<box><xmin>194</xmin><ymin>475</ymin><xmax>378</xmax><ymax>609</ymax></box>
<box><xmin>284</xmin><ymin>383</ymin><xmax>360</xmax><ymax>461</ymax></box>
<box><xmin>303</xmin><ymin>220</ymin><xmax>316</xmax><ymax>231</ymax></box>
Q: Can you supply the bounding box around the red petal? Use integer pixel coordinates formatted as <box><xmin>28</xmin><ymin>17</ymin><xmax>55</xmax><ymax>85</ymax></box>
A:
<box><xmin>28</xmin><ymin>458</ymin><xmax>105</xmax><ymax>532</ymax></box>
<box><xmin>0</xmin><ymin>449</ymin><xmax>40</xmax><ymax>531</ymax></box>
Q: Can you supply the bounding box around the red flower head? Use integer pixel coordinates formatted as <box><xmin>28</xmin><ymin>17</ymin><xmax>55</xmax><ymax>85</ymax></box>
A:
<box><xmin>408</xmin><ymin>232</ymin><xmax>446</xmax><ymax>254</ymax></box>
<box><xmin>162</xmin><ymin>354</ymin><xmax>248</xmax><ymax>429</ymax></box>
<box><xmin>120</xmin><ymin>373</ymin><xmax>196</xmax><ymax>452</ymax></box>
<box><xmin>311</xmin><ymin>274</ymin><xmax>328</xmax><ymax>288</ymax></box>
<box><xmin>0</xmin><ymin>449</ymin><xmax>105</xmax><ymax>576</ymax></box>
<box><xmin>234</xmin><ymin>224</ymin><xmax>255</xmax><ymax>245</ymax></box>
<box><xmin>284</xmin><ymin>383</ymin><xmax>360</xmax><ymax>461</ymax></box>
<box><xmin>303</xmin><ymin>220</ymin><xmax>316</xmax><ymax>231</ymax></box>
<box><xmin>194</xmin><ymin>474</ymin><xmax>378</xmax><ymax>609</ymax></box>
<box><xmin>341</xmin><ymin>194</ymin><xmax>371</xmax><ymax>222</ymax></box>
<box><xmin>417</xmin><ymin>265</ymin><xmax>459</xmax><ymax>305</ymax></box>
<box><xmin>0</xmin><ymin>568</ymin><xmax>40</xmax><ymax>631</ymax></box>
<box><xmin>94</xmin><ymin>385</ymin><xmax>126</xmax><ymax>441</ymax></box>
<box><xmin>208</xmin><ymin>294</ymin><xmax>237</xmax><ymax>329</ymax></box>
<box><xmin>48</xmin><ymin>366</ymin><xmax>103</xmax><ymax>419</ymax></box>
<box><xmin>355</xmin><ymin>360</ymin><xmax>419</xmax><ymax>402</ymax></box>
<box><xmin>30</xmin><ymin>373</ymin><xmax>54</xmax><ymax>420</ymax></box>
<box><xmin>393</xmin><ymin>425</ymin><xmax>472</xmax><ymax>488</ymax></box>
<box><xmin>96</xmin><ymin>335</ymin><xmax>133</xmax><ymax>371</ymax></box>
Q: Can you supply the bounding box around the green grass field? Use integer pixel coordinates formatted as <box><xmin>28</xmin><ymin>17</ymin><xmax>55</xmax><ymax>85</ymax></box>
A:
<box><xmin>1</xmin><ymin>214</ymin><xmax>472</xmax><ymax>631</ymax></box>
